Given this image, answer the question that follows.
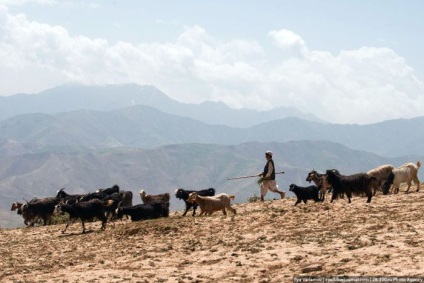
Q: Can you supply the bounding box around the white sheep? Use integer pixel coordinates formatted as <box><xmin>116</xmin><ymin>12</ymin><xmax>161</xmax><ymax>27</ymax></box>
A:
<box><xmin>382</xmin><ymin>161</ymin><xmax>421</xmax><ymax>194</ymax></box>
<box><xmin>187</xmin><ymin>192</ymin><xmax>236</xmax><ymax>217</ymax></box>
<box><xmin>367</xmin><ymin>164</ymin><xmax>394</xmax><ymax>195</ymax></box>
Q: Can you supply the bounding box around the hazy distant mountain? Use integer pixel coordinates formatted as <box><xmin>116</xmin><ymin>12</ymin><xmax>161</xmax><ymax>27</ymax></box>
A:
<box><xmin>1</xmin><ymin>140</ymin><xmax>419</xmax><ymax>228</ymax></box>
<box><xmin>0</xmin><ymin>106</ymin><xmax>423</xmax><ymax>157</ymax></box>
<box><xmin>0</xmin><ymin>83</ymin><xmax>324</xmax><ymax>126</ymax></box>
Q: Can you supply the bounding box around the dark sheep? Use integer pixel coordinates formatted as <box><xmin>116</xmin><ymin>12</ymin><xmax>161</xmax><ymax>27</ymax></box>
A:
<box><xmin>54</xmin><ymin>199</ymin><xmax>113</xmax><ymax>233</ymax></box>
<box><xmin>175</xmin><ymin>188</ymin><xmax>216</xmax><ymax>216</ymax></box>
<box><xmin>55</xmin><ymin>188</ymin><xmax>84</xmax><ymax>205</ymax></box>
<box><xmin>115</xmin><ymin>202</ymin><xmax>169</xmax><ymax>222</ymax></box>
<box><xmin>324</xmin><ymin>170</ymin><xmax>377</xmax><ymax>203</ymax></box>
<box><xmin>79</xmin><ymin>191</ymin><xmax>108</xmax><ymax>202</ymax></box>
<box><xmin>119</xmin><ymin>190</ymin><xmax>133</xmax><ymax>207</ymax></box>
<box><xmin>289</xmin><ymin>184</ymin><xmax>321</xmax><ymax>206</ymax></box>
<box><xmin>103</xmin><ymin>192</ymin><xmax>123</xmax><ymax>221</ymax></box>
<box><xmin>96</xmin><ymin>184</ymin><xmax>120</xmax><ymax>195</ymax></box>
<box><xmin>22</xmin><ymin>197</ymin><xmax>59</xmax><ymax>226</ymax></box>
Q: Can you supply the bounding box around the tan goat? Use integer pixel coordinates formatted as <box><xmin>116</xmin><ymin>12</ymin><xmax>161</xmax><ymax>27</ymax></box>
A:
<box><xmin>187</xmin><ymin>192</ymin><xmax>236</xmax><ymax>217</ymax></box>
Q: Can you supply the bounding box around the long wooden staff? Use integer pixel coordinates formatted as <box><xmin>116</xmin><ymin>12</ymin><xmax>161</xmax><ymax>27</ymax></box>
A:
<box><xmin>227</xmin><ymin>171</ymin><xmax>284</xmax><ymax>180</ymax></box>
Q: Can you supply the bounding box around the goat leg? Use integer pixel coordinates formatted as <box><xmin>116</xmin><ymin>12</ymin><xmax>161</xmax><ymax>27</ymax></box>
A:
<box><xmin>81</xmin><ymin>221</ymin><xmax>86</xmax><ymax>234</ymax></box>
<box><xmin>182</xmin><ymin>204</ymin><xmax>190</xmax><ymax>216</ymax></box>
<box><xmin>62</xmin><ymin>221</ymin><xmax>71</xmax><ymax>233</ymax></box>
<box><xmin>346</xmin><ymin>192</ymin><xmax>352</xmax><ymax>203</ymax></box>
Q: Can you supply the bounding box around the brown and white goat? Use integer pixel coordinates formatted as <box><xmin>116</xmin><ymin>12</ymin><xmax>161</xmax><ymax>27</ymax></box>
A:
<box><xmin>11</xmin><ymin>202</ymin><xmax>31</xmax><ymax>226</ymax></box>
<box><xmin>139</xmin><ymin>189</ymin><xmax>170</xmax><ymax>205</ymax></box>
<box><xmin>11</xmin><ymin>202</ymin><xmax>23</xmax><ymax>212</ymax></box>
<box><xmin>306</xmin><ymin>169</ymin><xmax>330</xmax><ymax>201</ymax></box>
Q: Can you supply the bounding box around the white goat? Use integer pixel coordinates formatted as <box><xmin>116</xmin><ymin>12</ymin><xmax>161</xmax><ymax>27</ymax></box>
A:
<box><xmin>187</xmin><ymin>192</ymin><xmax>236</xmax><ymax>217</ymax></box>
<box><xmin>382</xmin><ymin>161</ymin><xmax>421</xmax><ymax>194</ymax></box>
<box><xmin>367</xmin><ymin>164</ymin><xmax>394</xmax><ymax>195</ymax></box>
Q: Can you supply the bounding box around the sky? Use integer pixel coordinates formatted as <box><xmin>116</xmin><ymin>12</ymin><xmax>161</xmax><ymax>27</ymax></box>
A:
<box><xmin>0</xmin><ymin>0</ymin><xmax>423</xmax><ymax>124</ymax></box>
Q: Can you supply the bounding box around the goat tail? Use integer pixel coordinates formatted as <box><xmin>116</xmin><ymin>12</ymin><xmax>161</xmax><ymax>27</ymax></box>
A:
<box><xmin>229</xmin><ymin>195</ymin><xmax>235</xmax><ymax>200</ymax></box>
<box><xmin>417</xmin><ymin>161</ymin><xmax>421</xmax><ymax>168</ymax></box>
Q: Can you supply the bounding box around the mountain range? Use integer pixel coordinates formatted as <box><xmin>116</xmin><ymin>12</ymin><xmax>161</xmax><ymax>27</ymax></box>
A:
<box><xmin>0</xmin><ymin>105</ymin><xmax>423</xmax><ymax>157</ymax></box>
<box><xmin>0</xmin><ymin>83</ymin><xmax>323</xmax><ymax>127</ymax></box>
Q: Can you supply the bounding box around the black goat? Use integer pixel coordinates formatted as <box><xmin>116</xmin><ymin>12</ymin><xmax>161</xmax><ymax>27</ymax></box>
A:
<box><xmin>325</xmin><ymin>170</ymin><xmax>377</xmax><ymax>203</ymax></box>
<box><xmin>80</xmin><ymin>191</ymin><xmax>108</xmax><ymax>202</ymax></box>
<box><xmin>96</xmin><ymin>184</ymin><xmax>120</xmax><ymax>195</ymax></box>
<box><xmin>54</xmin><ymin>199</ymin><xmax>113</xmax><ymax>233</ymax></box>
<box><xmin>119</xmin><ymin>190</ymin><xmax>133</xmax><ymax>207</ymax></box>
<box><xmin>103</xmin><ymin>193</ymin><xmax>122</xmax><ymax>221</ymax></box>
<box><xmin>22</xmin><ymin>197</ymin><xmax>59</xmax><ymax>226</ymax></box>
<box><xmin>115</xmin><ymin>202</ymin><xmax>169</xmax><ymax>222</ymax></box>
<box><xmin>289</xmin><ymin>184</ymin><xmax>321</xmax><ymax>206</ymax></box>
<box><xmin>55</xmin><ymin>188</ymin><xmax>84</xmax><ymax>205</ymax></box>
<box><xmin>175</xmin><ymin>188</ymin><xmax>215</xmax><ymax>216</ymax></box>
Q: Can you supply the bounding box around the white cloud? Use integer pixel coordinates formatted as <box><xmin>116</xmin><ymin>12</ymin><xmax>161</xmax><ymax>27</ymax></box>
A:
<box><xmin>268</xmin><ymin>29</ymin><xmax>308</xmax><ymax>58</ymax></box>
<box><xmin>0</xmin><ymin>6</ymin><xmax>423</xmax><ymax>124</ymax></box>
<box><xmin>0</xmin><ymin>0</ymin><xmax>100</xmax><ymax>8</ymax></box>
<box><xmin>0</xmin><ymin>0</ymin><xmax>60</xmax><ymax>5</ymax></box>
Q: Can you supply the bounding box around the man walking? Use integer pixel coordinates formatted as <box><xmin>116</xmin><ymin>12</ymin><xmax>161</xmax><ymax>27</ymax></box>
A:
<box><xmin>258</xmin><ymin>150</ymin><xmax>285</xmax><ymax>201</ymax></box>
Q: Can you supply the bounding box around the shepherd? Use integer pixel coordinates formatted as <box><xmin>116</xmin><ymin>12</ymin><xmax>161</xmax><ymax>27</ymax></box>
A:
<box><xmin>257</xmin><ymin>150</ymin><xmax>286</xmax><ymax>201</ymax></box>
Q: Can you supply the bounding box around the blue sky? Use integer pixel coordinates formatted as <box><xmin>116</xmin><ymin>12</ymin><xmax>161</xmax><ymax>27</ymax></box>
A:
<box><xmin>1</xmin><ymin>0</ymin><xmax>423</xmax><ymax>124</ymax></box>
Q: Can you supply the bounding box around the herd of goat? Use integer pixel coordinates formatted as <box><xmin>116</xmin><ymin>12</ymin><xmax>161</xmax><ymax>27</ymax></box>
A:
<box><xmin>292</xmin><ymin>161</ymin><xmax>421</xmax><ymax>205</ymax></box>
<box><xmin>9</xmin><ymin>161</ymin><xmax>421</xmax><ymax>233</ymax></box>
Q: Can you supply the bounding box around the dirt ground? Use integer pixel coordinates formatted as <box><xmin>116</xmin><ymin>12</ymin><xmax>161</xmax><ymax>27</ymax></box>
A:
<box><xmin>1</xmin><ymin>183</ymin><xmax>423</xmax><ymax>282</ymax></box>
